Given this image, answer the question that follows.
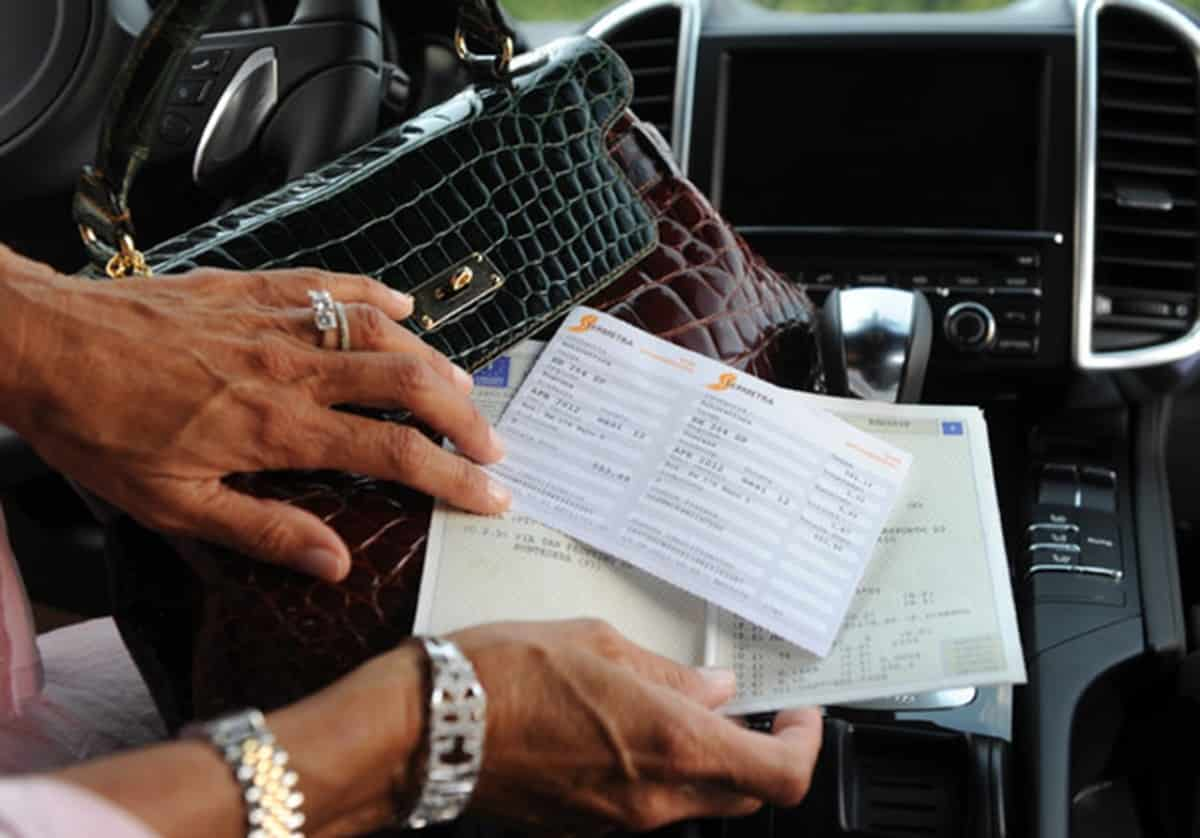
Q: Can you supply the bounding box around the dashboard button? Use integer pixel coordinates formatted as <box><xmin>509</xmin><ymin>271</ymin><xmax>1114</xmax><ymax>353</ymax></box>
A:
<box><xmin>850</xmin><ymin>271</ymin><xmax>891</xmax><ymax>286</ymax></box>
<box><xmin>996</xmin><ymin>305</ymin><xmax>1040</xmax><ymax>329</ymax></box>
<box><xmin>1013</xmin><ymin>252</ymin><xmax>1041</xmax><ymax>269</ymax></box>
<box><xmin>904</xmin><ymin>272</ymin><xmax>934</xmax><ymax>288</ymax></box>
<box><xmin>992</xmin><ymin>336</ymin><xmax>1039</xmax><ymax>356</ymax></box>
<box><xmin>997</xmin><ymin>275</ymin><xmax>1039</xmax><ymax>289</ymax></box>
<box><xmin>1027</xmin><ymin>525</ymin><xmax>1079</xmax><ymax>548</ymax></box>
<box><xmin>952</xmin><ymin>273</ymin><xmax>985</xmax><ymax>288</ymax></box>
<box><xmin>1028</xmin><ymin>567</ymin><xmax>1125</xmax><ymax>607</ymax></box>
<box><xmin>1079</xmin><ymin>467</ymin><xmax>1117</xmax><ymax>513</ymax></box>
<box><xmin>810</xmin><ymin>270</ymin><xmax>841</xmax><ymax>286</ymax></box>
<box><xmin>1038</xmin><ymin>464</ymin><xmax>1078</xmax><ymax>507</ymax></box>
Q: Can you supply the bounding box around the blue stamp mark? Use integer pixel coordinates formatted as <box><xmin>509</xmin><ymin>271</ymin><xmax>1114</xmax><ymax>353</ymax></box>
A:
<box><xmin>474</xmin><ymin>356</ymin><xmax>510</xmax><ymax>388</ymax></box>
<box><xmin>941</xmin><ymin>421</ymin><xmax>964</xmax><ymax>436</ymax></box>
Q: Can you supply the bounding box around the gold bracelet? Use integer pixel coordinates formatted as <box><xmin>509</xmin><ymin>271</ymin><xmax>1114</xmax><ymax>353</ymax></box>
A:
<box><xmin>181</xmin><ymin>709</ymin><xmax>306</xmax><ymax>838</ymax></box>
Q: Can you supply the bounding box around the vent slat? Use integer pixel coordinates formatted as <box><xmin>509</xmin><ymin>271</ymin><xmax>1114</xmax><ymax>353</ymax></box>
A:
<box><xmin>1100</xmin><ymin>128</ymin><xmax>1195</xmax><ymax>148</ymax></box>
<box><xmin>1099</xmin><ymin>38</ymin><xmax>1181</xmax><ymax>55</ymax></box>
<box><xmin>1098</xmin><ymin>254</ymin><xmax>1196</xmax><ymax>271</ymax></box>
<box><xmin>1101</xmin><ymin>67</ymin><xmax>1195</xmax><ymax>86</ymax></box>
<box><xmin>593</xmin><ymin>7</ymin><xmax>682</xmax><ymax>148</ymax></box>
<box><xmin>1100</xmin><ymin>96</ymin><xmax>1196</xmax><ymax>116</ymax></box>
<box><xmin>1099</xmin><ymin>224</ymin><xmax>1199</xmax><ymax>240</ymax></box>
<box><xmin>1099</xmin><ymin>159</ymin><xmax>1198</xmax><ymax>178</ymax></box>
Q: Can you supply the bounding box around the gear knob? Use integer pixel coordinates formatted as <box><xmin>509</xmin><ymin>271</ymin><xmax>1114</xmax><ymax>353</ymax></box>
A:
<box><xmin>820</xmin><ymin>287</ymin><xmax>933</xmax><ymax>404</ymax></box>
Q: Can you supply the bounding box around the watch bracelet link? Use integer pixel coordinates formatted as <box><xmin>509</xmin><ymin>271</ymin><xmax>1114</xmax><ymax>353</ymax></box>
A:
<box><xmin>180</xmin><ymin>708</ymin><xmax>306</xmax><ymax>838</ymax></box>
<box><xmin>399</xmin><ymin>636</ymin><xmax>488</xmax><ymax>829</ymax></box>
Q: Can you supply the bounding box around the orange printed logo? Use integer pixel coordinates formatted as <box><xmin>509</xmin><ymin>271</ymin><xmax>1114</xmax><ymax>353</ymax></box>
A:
<box><xmin>707</xmin><ymin>373</ymin><xmax>737</xmax><ymax>391</ymax></box>
<box><xmin>568</xmin><ymin>314</ymin><xmax>598</xmax><ymax>333</ymax></box>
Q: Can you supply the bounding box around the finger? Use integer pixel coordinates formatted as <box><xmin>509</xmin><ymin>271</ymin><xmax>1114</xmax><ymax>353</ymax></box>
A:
<box><xmin>313</xmin><ymin>353</ymin><xmax>501</xmax><ymax>464</ymax></box>
<box><xmin>303</xmin><ymin>411</ymin><xmax>511</xmax><ymax>515</ymax></box>
<box><xmin>774</xmin><ymin>707</ymin><xmax>824</xmax><ymax>737</ymax></box>
<box><xmin>284</xmin><ymin>304</ymin><xmax>472</xmax><ymax>393</ymax></box>
<box><xmin>187</xmin><ymin>482</ymin><xmax>351</xmax><ymax>581</ymax></box>
<box><xmin>676</xmin><ymin>704</ymin><xmax>823</xmax><ymax>808</ymax></box>
<box><xmin>244</xmin><ymin>267</ymin><xmax>415</xmax><ymax>321</ymax></box>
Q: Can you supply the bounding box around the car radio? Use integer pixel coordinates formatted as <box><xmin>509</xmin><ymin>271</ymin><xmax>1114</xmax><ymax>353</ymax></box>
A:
<box><xmin>798</xmin><ymin>243</ymin><xmax>1047</xmax><ymax>358</ymax></box>
<box><xmin>743</xmin><ymin>231</ymin><xmax>1068</xmax><ymax>367</ymax></box>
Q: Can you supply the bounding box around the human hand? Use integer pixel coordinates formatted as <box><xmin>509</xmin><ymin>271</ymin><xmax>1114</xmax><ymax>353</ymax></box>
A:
<box><xmin>448</xmin><ymin>620</ymin><xmax>822</xmax><ymax>833</ymax></box>
<box><xmin>0</xmin><ymin>246</ymin><xmax>509</xmax><ymax>581</ymax></box>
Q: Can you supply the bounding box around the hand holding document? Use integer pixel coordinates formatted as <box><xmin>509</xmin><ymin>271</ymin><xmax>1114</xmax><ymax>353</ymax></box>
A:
<box><xmin>416</xmin><ymin>310</ymin><xmax>1026</xmax><ymax>712</ymax></box>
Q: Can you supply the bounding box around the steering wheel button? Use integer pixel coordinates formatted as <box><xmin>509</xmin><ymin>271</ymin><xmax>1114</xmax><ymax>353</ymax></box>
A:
<box><xmin>170</xmin><ymin>78</ymin><xmax>211</xmax><ymax>106</ymax></box>
<box><xmin>187</xmin><ymin>49</ymin><xmax>231</xmax><ymax>76</ymax></box>
<box><xmin>160</xmin><ymin>112</ymin><xmax>193</xmax><ymax>145</ymax></box>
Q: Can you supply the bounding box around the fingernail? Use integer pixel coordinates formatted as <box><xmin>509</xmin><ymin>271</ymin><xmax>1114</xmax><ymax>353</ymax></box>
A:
<box><xmin>697</xmin><ymin>667</ymin><xmax>737</xmax><ymax>692</ymax></box>
<box><xmin>453</xmin><ymin>364</ymin><xmax>474</xmax><ymax>391</ymax></box>
<box><xmin>391</xmin><ymin>290</ymin><xmax>414</xmax><ymax>309</ymax></box>
<box><xmin>488</xmin><ymin>425</ymin><xmax>506</xmax><ymax>457</ymax></box>
<box><xmin>487</xmin><ymin>480</ymin><xmax>512</xmax><ymax>509</ymax></box>
<box><xmin>296</xmin><ymin>548</ymin><xmax>345</xmax><ymax>580</ymax></box>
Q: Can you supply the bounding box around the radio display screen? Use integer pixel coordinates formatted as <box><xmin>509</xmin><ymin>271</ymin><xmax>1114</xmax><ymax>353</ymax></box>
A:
<box><xmin>717</xmin><ymin>48</ymin><xmax>1047</xmax><ymax>231</ymax></box>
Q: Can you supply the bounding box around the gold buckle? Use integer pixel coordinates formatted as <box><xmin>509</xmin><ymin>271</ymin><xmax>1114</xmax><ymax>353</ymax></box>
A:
<box><xmin>411</xmin><ymin>253</ymin><xmax>504</xmax><ymax>332</ymax></box>
<box><xmin>84</xmin><ymin>227</ymin><xmax>152</xmax><ymax>279</ymax></box>
<box><xmin>453</xmin><ymin>28</ymin><xmax>514</xmax><ymax>77</ymax></box>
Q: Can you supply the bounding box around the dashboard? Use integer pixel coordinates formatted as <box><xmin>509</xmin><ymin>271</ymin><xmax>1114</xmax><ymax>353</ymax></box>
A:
<box><xmin>584</xmin><ymin>0</ymin><xmax>1199</xmax><ymax>384</ymax></box>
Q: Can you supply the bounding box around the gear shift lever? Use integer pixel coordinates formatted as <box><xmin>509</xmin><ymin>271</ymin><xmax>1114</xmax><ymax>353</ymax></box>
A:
<box><xmin>820</xmin><ymin>287</ymin><xmax>933</xmax><ymax>404</ymax></box>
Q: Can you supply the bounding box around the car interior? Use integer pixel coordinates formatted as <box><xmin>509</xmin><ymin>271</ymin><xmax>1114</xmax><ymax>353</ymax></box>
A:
<box><xmin>2</xmin><ymin>0</ymin><xmax>1200</xmax><ymax>835</ymax></box>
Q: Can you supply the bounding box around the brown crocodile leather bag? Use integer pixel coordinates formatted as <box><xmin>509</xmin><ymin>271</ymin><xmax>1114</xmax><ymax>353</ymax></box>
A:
<box><xmin>73</xmin><ymin>0</ymin><xmax>825</xmax><ymax>724</ymax></box>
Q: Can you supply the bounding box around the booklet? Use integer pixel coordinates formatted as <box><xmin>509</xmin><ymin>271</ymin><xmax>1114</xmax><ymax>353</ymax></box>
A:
<box><xmin>415</xmin><ymin>326</ymin><xmax>1026</xmax><ymax>713</ymax></box>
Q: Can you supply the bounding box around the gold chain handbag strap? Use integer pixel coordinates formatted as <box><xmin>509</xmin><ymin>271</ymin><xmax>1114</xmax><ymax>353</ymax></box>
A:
<box><xmin>70</xmin><ymin>0</ymin><xmax>518</xmax><ymax>279</ymax></box>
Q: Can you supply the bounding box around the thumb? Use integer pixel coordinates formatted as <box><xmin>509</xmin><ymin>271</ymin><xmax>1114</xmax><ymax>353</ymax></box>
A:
<box><xmin>193</xmin><ymin>483</ymin><xmax>351</xmax><ymax>581</ymax></box>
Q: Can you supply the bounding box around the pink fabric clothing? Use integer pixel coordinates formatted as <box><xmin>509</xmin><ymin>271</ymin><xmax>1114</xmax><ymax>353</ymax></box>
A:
<box><xmin>0</xmin><ymin>777</ymin><xmax>157</xmax><ymax>837</ymax></box>
<box><xmin>0</xmin><ymin>504</ymin><xmax>166</xmax><ymax>834</ymax></box>
<box><xmin>0</xmin><ymin>508</ymin><xmax>40</xmax><ymax>721</ymax></box>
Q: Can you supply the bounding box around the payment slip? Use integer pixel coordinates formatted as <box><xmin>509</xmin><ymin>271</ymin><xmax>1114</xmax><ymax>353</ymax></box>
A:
<box><xmin>488</xmin><ymin>308</ymin><xmax>913</xmax><ymax>657</ymax></box>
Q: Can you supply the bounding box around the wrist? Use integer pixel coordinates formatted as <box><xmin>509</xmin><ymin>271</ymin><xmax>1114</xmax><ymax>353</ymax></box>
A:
<box><xmin>266</xmin><ymin>640</ymin><xmax>428</xmax><ymax>835</ymax></box>
<box><xmin>0</xmin><ymin>246</ymin><xmax>70</xmax><ymax>433</ymax></box>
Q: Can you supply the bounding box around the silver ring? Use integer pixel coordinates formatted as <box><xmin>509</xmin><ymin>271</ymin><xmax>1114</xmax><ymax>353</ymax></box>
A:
<box><xmin>334</xmin><ymin>301</ymin><xmax>351</xmax><ymax>352</ymax></box>
<box><xmin>308</xmin><ymin>289</ymin><xmax>342</xmax><ymax>350</ymax></box>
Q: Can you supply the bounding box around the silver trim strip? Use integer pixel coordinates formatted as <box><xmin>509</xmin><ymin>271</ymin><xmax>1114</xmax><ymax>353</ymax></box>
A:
<box><xmin>1026</xmin><ymin>564</ymin><xmax>1124</xmax><ymax>582</ymax></box>
<box><xmin>588</xmin><ymin>0</ymin><xmax>702</xmax><ymax>173</ymax></box>
<box><xmin>192</xmin><ymin>47</ymin><xmax>278</xmax><ymax>185</ymax></box>
<box><xmin>1029</xmin><ymin>542</ymin><xmax>1081</xmax><ymax>554</ymax></box>
<box><xmin>1074</xmin><ymin>0</ymin><xmax>1200</xmax><ymax>370</ymax></box>
<box><xmin>1027</xmin><ymin>522</ymin><xmax>1081</xmax><ymax>534</ymax></box>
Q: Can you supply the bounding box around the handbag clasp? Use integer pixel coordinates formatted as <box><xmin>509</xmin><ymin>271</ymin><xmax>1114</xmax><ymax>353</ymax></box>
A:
<box><xmin>411</xmin><ymin>253</ymin><xmax>505</xmax><ymax>332</ymax></box>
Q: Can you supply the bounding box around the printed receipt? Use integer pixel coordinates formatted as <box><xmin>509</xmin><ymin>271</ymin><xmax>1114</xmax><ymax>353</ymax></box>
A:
<box><xmin>487</xmin><ymin>307</ymin><xmax>912</xmax><ymax>656</ymax></box>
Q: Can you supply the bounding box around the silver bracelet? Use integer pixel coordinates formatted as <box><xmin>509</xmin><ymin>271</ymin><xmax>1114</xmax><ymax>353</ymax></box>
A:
<box><xmin>400</xmin><ymin>636</ymin><xmax>488</xmax><ymax>829</ymax></box>
<box><xmin>180</xmin><ymin>709</ymin><xmax>306</xmax><ymax>838</ymax></box>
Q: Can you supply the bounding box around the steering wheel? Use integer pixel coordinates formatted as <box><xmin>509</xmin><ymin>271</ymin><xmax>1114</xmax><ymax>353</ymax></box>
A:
<box><xmin>0</xmin><ymin>0</ymin><xmax>385</xmax><ymax>204</ymax></box>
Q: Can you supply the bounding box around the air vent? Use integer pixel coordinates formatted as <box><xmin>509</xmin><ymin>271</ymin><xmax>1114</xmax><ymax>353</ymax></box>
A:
<box><xmin>1089</xmin><ymin>3</ymin><xmax>1199</xmax><ymax>354</ymax></box>
<box><xmin>589</xmin><ymin>0</ymin><xmax>696</xmax><ymax>163</ymax></box>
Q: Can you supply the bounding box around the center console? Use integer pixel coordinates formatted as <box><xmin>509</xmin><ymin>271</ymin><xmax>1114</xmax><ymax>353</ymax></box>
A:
<box><xmin>690</xmin><ymin>34</ymin><xmax>1078</xmax><ymax>374</ymax></box>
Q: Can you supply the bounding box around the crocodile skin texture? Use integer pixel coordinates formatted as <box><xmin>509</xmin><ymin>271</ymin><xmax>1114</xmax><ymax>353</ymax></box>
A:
<box><xmin>119</xmin><ymin>37</ymin><xmax>657</xmax><ymax>372</ymax></box>
<box><xmin>181</xmin><ymin>108</ymin><xmax>824</xmax><ymax>719</ymax></box>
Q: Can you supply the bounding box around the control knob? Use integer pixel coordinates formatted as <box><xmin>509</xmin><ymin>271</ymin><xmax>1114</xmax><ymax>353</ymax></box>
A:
<box><xmin>943</xmin><ymin>301</ymin><xmax>996</xmax><ymax>351</ymax></box>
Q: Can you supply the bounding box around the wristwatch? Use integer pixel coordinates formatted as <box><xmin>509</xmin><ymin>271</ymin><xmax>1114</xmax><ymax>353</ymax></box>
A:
<box><xmin>180</xmin><ymin>708</ymin><xmax>306</xmax><ymax>838</ymax></box>
<box><xmin>399</xmin><ymin>636</ymin><xmax>488</xmax><ymax>829</ymax></box>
